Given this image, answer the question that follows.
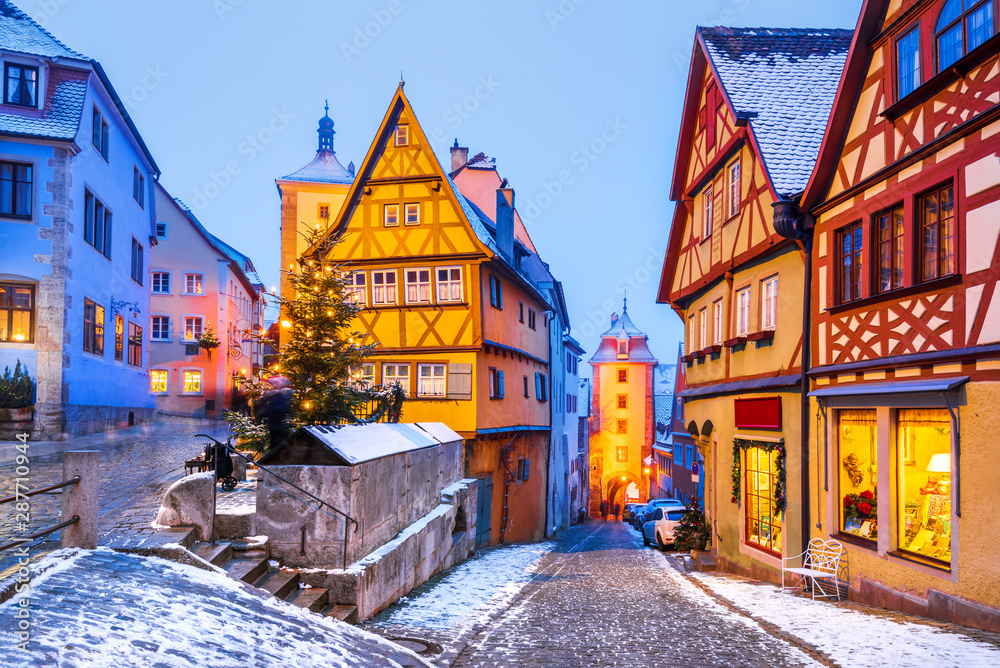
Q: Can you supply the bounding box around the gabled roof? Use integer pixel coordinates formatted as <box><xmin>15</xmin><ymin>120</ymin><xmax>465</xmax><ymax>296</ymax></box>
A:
<box><xmin>600</xmin><ymin>304</ymin><xmax>646</xmax><ymax>338</ymax></box>
<box><xmin>209</xmin><ymin>233</ymin><xmax>263</xmax><ymax>286</ymax></box>
<box><xmin>699</xmin><ymin>26</ymin><xmax>853</xmax><ymax>198</ymax></box>
<box><xmin>0</xmin><ymin>1</ymin><xmax>85</xmax><ymax>59</ymax></box>
<box><xmin>589</xmin><ymin>335</ymin><xmax>658</xmax><ymax>364</ymax></box>
<box><xmin>279</xmin><ymin>149</ymin><xmax>354</xmax><ymax>184</ymax></box>
<box><xmin>0</xmin><ymin>65</ymin><xmax>87</xmax><ymax>140</ymax></box>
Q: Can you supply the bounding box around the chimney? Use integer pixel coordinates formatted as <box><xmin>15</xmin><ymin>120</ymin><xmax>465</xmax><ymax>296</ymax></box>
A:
<box><xmin>496</xmin><ymin>183</ymin><xmax>515</xmax><ymax>261</ymax></box>
<box><xmin>451</xmin><ymin>138</ymin><xmax>468</xmax><ymax>173</ymax></box>
<box><xmin>610</xmin><ymin>312</ymin><xmax>619</xmax><ymax>326</ymax></box>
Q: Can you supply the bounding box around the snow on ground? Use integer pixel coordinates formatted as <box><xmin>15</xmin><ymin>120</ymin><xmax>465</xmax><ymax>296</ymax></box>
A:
<box><xmin>372</xmin><ymin>541</ymin><xmax>555</xmax><ymax>630</ymax></box>
<box><xmin>690</xmin><ymin>570</ymin><xmax>1000</xmax><ymax>668</ymax></box>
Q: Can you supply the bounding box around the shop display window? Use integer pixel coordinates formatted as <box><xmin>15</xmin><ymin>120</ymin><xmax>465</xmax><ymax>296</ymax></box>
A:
<box><xmin>838</xmin><ymin>409</ymin><xmax>878</xmax><ymax>541</ymax></box>
<box><xmin>745</xmin><ymin>447</ymin><xmax>781</xmax><ymax>553</ymax></box>
<box><xmin>897</xmin><ymin>409</ymin><xmax>951</xmax><ymax>565</ymax></box>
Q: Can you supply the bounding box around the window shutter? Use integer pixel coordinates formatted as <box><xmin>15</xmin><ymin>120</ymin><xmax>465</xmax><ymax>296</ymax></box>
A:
<box><xmin>535</xmin><ymin>372</ymin><xmax>541</xmax><ymax>399</ymax></box>
<box><xmin>447</xmin><ymin>363</ymin><xmax>473</xmax><ymax>400</ymax></box>
<box><xmin>523</xmin><ymin>457</ymin><xmax>530</xmax><ymax>481</ymax></box>
<box><xmin>497</xmin><ymin>370</ymin><xmax>504</xmax><ymax>398</ymax></box>
<box><xmin>489</xmin><ymin>276</ymin><xmax>496</xmax><ymax>307</ymax></box>
<box><xmin>497</xmin><ymin>279</ymin><xmax>503</xmax><ymax>309</ymax></box>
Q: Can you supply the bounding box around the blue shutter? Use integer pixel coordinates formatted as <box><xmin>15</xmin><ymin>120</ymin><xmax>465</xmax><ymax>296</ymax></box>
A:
<box><xmin>523</xmin><ymin>457</ymin><xmax>530</xmax><ymax>481</ymax></box>
<box><xmin>489</xmin><ymin>276</ymin><xmax>496</xmax><ymax>307</ymax></box>
<box><xmin>497</xmin><ymin>278</ymin><xmax>503</xmax><ymax>309</ymax></box>
<box><xmin>498</xmin><ymin>370</ymin><xmax>504</xmax><ymax>398</ymax></box>
<box><xmin>535</xmin><ymin>372</ymin><xmax>541</xmax><ymax>398</ymax></box>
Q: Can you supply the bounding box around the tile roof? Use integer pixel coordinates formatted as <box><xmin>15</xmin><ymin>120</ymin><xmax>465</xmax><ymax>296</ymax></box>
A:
<box><xmin>588</xmin><ymin>336</ymin><xmax>658</xmax><ymax>364</ymax></box>
<box><xmin>0</xmin><ymin>65</ymin><xmax>86</xmax><ymax>139</ymax></box>
<box><xmin>600</xmin><ymin>306</ymin><xmax>646</xmax><ymax>338</ymax></box>
<box><xmin>700</xmin><ymin>27</ymin><xmax>852</xmax><ymax>198</ymax></box>
<box><xmin>280</xmin><ymin>149</ymin><xmax>354</xmax><ymax>184</ymax></box>
<box><xmin>655</xmin><ymin>394</ymin><xmax>673</xmax><ymax>433</ymax></box>
<box><xmin>0</xmin><ymin>1</ymin><xmax>85</xmax><ymax>59</ymax></box>
<box><xmin>466</xmin><ymin>152</ymin><xmax>496</xmax><ymax>170</ymax></box>
<box><xmin>209</xmin><ymin>233</ymin><xmax>264</xmax><ymax>285</ymax></box>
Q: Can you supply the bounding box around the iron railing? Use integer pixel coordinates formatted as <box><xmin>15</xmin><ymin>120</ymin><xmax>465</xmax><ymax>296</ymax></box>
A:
<box><xmin>0</xmin><ymin>476</ymin><xmax>81</xmax><ymax>553</ymax></box>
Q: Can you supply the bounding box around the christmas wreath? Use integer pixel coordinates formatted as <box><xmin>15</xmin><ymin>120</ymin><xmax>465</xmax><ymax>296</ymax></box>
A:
<box><xmin>730</xmin><ymin>438</ymin><xmax>786</xmax><ymax>514</ymax></box>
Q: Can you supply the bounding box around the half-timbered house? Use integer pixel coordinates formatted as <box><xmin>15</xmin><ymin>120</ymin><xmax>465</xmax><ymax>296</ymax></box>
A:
<box><xmin>300</xmin><ymin>85</ymin><xmax>553</xmax><ymax>546</ymax></box>
<box><xmin>795</xmin><ymin>0</ymin><xmax>1000</xmax><ymax>631</ymax></box>
<box><xmin>658</xmin><ymin>27</ymin><xmax>851</xmax><ymax>579</ymax></box>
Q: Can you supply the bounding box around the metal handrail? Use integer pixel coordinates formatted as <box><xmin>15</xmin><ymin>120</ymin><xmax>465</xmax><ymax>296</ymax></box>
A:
<box><xmin>0</xmin><ymin>516</ymin><xmax>79</xmax><ymax>552</ymax></box>
<box><xmin>0</xmin><ymin>476</ymin><xmax>80</xmax><ymax>505</ymax></box>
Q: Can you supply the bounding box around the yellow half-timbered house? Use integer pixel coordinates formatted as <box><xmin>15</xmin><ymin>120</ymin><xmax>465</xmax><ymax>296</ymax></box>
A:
<box><xmin>296</xmin><ymin>85</ymin><xmax>552</xmax><ymax>546</ymax></box>
<box><xmin>658</xmin><ymin>28</ymin><xmax>851</xmax><ymax>578</ymax></box>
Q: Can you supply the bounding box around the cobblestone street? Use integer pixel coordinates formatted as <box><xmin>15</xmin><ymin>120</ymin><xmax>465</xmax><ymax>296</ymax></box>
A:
<box><xmin>0</xmin><ymin>417</ymin><xmax>230</xmax><ymax>554</ymax></box>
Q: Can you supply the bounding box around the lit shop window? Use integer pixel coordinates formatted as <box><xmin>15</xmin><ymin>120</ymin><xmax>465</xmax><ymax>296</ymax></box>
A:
<box><xmin>897</xmin><ymin>409</ymin><xmax>952</xmax><ymax>565</ymax></box>
<box><xmin>839</xmin><ymin>409</ymin><xmax>877</xmax><ymax>541</ymax></box>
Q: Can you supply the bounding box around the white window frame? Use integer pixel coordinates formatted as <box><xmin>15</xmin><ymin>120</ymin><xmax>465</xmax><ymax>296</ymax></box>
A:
<box><xmin>184</xmin><ymin>273</ymin><xmax>204</xmax><ymax>295</ymax></box>
<box><xmin>728</xmin><ymin>159</ymin><xmax>740</xmax><ymax>218</ymax></box>
<box><xmin>688</xmin><ymin>314</ymin><xmax>695</xmax><ymax>354</ymax></box>
<box><xmin>435</xmin><ymin>266</ymin><xmax>463</xmax><ymax>303</ymax></box>
<box><xmin>698</xmin><ymin>307</ymin><xmax>707</xmax><ymax>350</ymax></box>
<box><xmin>151</xmin><ymin>271</ymin><xmax>170</xmax><ymax>295</ymax></box>
<box><xmin>372</xmin><ymin>269</ymin><xmax>397</xmax><ymax>305</ymax></box>
<box><xmin>384</xmin><ymin>203</ymin><xmax>399</xmax><ymax>227</ymax></box>
<box><xmin>395</xmin><ymin>124</ymin><xmax>409</xmax><ymax>147</ymax></box>
<box><xmin>405</xmin><ymin>267</ymin><xmax>432</xmax><ymax>305</ymax></box>
<box><xmin>762</xmin><ymin>275</ymin><xmax>778</xmax><ymax>331</ymax></box>
<box><xmin>736</xmin><ymin>287</ymin><xmax>751</xmax><ymax>337</ymax></box>
<box><xmin>417</xmin><ymin>363</ymin><xmax>446</xmax><ymax>397</ymax></box>
<box><xmin>617</xmin><ymin>340</ymin><xmax>629</xmax><ymax>357</ymax></box>
<box><xmin>383</xmin><ymin>363</ymin><xmax>410</xmax><ymax>394</ymax></box>
<box><xmin>703</xmin><ymin>186</ymin><xmax>713</xmax><ymax>238</ymax></box>
<box><xmin>404</xmin><ymin>202</ymin><xmax>420</xmax><ymax>226</ymax></box>
<box><xmin>356</xmin><ymin>363</ymin><xmax>375</xmax><ymax>389</ymax></box>
<box><xmin>713</xmin><ymin>299</ymin><xmax>724</xmax><ymax>346</ymax></box>
<box><xmin>150</xmin><ymin>315</ymin><xmax>170</xmax><ymax>341</ymax></box>
<box><xmin>150</xmin><ymin>368</ymin><xmax>169</xmax><ymax>395</ymax></box>
<box><xmin>180</xmin><ymin>368</ymin><xmax>203</xmax><ymax>396</ymax></box>
<box><xmin>346</xmin><ymin>270</ymin><xmax>367</xmax><ymax>306</ymax></box>
<box><xmin>155</xmin><ymin>221</ymin><xmax>167</xmax><ymax>239</ymax></box>
<box><xmin>183</xmin><ymin>316</ymin><xmax>203</xmax><ymax>342</ymax></box>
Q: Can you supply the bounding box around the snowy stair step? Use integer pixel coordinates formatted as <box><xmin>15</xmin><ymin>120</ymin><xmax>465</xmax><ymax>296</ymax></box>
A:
<box><xmin>192</xmin><ymin>542</ymin><xmax>234</xmax><ymax>568</ymax></box>
<box><xmin>285</xmin><ymin>587</ymin><xmax>330</xmax><ymax>613</ymax></box>
<box><xmin>255</xmin><ymin>569</ymin><xmax>300</xmax><ymax>599</ymax></box>
<box><xmin>325</xmin><ymin>604</ymin><xmax>359</xmax><ymax>625</ymax></box>
<box><xmin>225</xmin><ymin>557</ymin><xmax>269</xmax><ymax>584</ymax></box>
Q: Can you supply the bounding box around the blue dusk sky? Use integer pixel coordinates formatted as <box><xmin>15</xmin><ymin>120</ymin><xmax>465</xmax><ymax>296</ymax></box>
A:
<box><xmin>25</xmin><ymin>0</ymin><xmax>863</xmax><ymax>369</ymax></box>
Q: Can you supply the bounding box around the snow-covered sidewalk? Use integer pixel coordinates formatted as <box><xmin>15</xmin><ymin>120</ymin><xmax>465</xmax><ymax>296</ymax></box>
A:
<box><xmin>685</xmin><ymin>563</ymin><xmax>1000</xmax><ymax>668</ymax></box>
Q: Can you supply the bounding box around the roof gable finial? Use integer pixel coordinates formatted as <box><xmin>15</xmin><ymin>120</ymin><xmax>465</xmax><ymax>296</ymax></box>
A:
<box><xmin>317</xmin><ymin>101</ymin><xmax>335</xmax><ymax>152</ymax></box>
<box><xmin>623</xmin><ymin>290</ymin><xmax>628</xmax><ymax>313</ymax></box>
<box><xmin>399</xmin><ymin>71</ymin><xmax>405</xmax><ymax>88</ymax></box>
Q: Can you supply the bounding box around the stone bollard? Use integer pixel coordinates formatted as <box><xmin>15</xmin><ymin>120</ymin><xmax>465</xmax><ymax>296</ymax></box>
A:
<box><xmin>61</xmin><ymin>451</ymin><xmax>99</xmax><ymax>549</ymax></box>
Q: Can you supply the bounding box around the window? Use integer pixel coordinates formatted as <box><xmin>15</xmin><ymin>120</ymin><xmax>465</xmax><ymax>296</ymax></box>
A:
<box><xmin>404</xmin><ymin>203</ymin><xmax>419</xmax><ymax>225</ymax></box>
<box><xmin>617</xmin><ymin>419</ymin><xmax>628</xmax><ymax>434</ymax></box>
<box><xmin>838</xmin><ymin>222</ymin><xmax>864</xmax><ymax>303</ymax></box>
<box><xmin>384</xmin><ymin>204</ymin><xmax>399</xmax><ymax>227</ymax></box>
<box><xmin>762</xmin><ymin>276</ymin><xmax>778</xmax><ymax>331</ymax></box>
<box><xmin>318</xmin><ymin>203</ymin><xmax>330</xmax><ymax>220</ymax></box>
<box><xmin>133</xmin><ymin>167</ymin><xmax>145</xmax><ymax>207</ymax></box>
<box><xmin>617</xmin><ymin>394</ymin><xmax>628</xmax><ymax>409</ymax></box>
<box><xmin>184</xmin><ymin>273</ymin><xmax>204</xmax><ymax>295</ymax></box>
<box><xmin>519</xmin><ymin>302</ymin><xmax>524</xmax><ymax>322</ymax></box>
<box><xmin>838</xmin><ymin>410</ymin><xmax>877</xmax><ymax>541</ymax></box>
<box><xmin>617</xmin><ymin>368</ymin><xmax>627</xmax><ymax>383</ymax></box>
<box><xmin>395</xmin><ymin>124</ymin><xmax>409</xmax><ymax>146</ymax></box>
<box><xmin>151</xmin><ymin>316</ymin><xmax>170</xmax><ymax>341</ymax></box>
<box><xmin>372</xmin><ymin>270</ymin><xmax>397</xmax><ymax>305</ymax></box>
<box><xmin>528</xmin><ymin>309</ymin><xmax>536</xmax><ymax>329</ymax></box>
<box><xmin>488</xmin><ymin>274</ymin><xmax>503</xmax><ymax>309</ymax></box>
<box><xmin>703</xmin><ymin>186</ymin><xmax>713</xmax><ymax>238</ymax></box>
<box><xmin>523</xmin><ymin>375</ymin><xmax>529</xmax><ymax>398</ymax></box>
<box><xmin>0</xmin><ymin>161</ymin><xmax>32</xmax><ymax>218</ymax></box>
<box><xmin>535</xmin><ymin>372</ymin><xmax>549</xmax><ymax>401</ymax></box>
<box><xmin>4</xmin><ymin>63</ymin><xmax>38</xmax><ymax>107</ymax></box>
<box><xmin>897</xmin><ymin>409</ymin><xmax>952</xmax><ymax>565</ymax></box>
<box><xmin>518</xmin><ymin>457</ymin><xmax>531</xmax><ymax>482</ymax></box>
<box><xmin>699</xmin><ymin>307</ymin><xmax>707</xmax><ymax>350</ymax></box>
<box><xmin>736</xmin><ymin>287</ymin><xmax>751</xmax><ymax>337</ymax></box>
<box><xmin>713</xmin><ymin>299</ymin><xmax>724</xmax><ymax>346</ymax></box>
<box><xmin>688</xmin><ymin>314</ymin><xmax>695</xmax><ymax>354</ymax></box>
<box><xmin>616</xmin><ymin>446</ymin><xmax>628</xmax><ymax>462</ymax></box>
<box><xmin>127</xmin><ymin>322</ymin><xmax>142</xmax><ymax>367</ymax></box>
<box><xmin>488</xmin><ymin>368</ymin><xmax>505</xmax><ymax>399</ymax></box>
<box><xmin>182</xmin><ymin>369</ymin><xmax>202</xmax><ymax>394</ymax></box>
<box><xmin>84</xmin><ymin>190</ymin><xmax>112</xmax><ymax>258</ymax></box>
<box><xmin>728</xmin><ymin>160</ymin><xmax>740</xmax><ymax>218</ymax></box>
<box><xmin>114</xmin><ymin>315</ymin><xmax>123</xmax><ymax>361</ymax></box>
<box><xmin>83</xmin><ymin>298</ymin><xmax>105</xmax><ymax>355</ymax></box>
<box><xmin>183</xmin><ymin>317</ymin><xmax>203</xmax><ymax>341</ymax></box>
<box><xmin>617</xmin><ymin>340</ymin><xmax>629</xmax><ymax>357</ymax></box>
<box><xmin>346</xmin><ymin>271</ymin><xmax>366</xmax><ymax>305</ymax></box>
<box><xmin>152</xmin><ymin>272</ymin><xmax>170</xmax><ymax>294</ymax></box>
<box><xmin>131</xmin><ymin>238</ymin><xmax>144</xmax><ymax>285</ymax></box>
<box><xmin>417</xmin><ymin>363</ymin><xmax>446</xmax><ymax>396</ymax></box>
<box><xmin>875</xmin><ymin>206</ymin><xmax>905</xmax><ymax>293</ymax></box>
<box><xmin>92</xmin><ymin>106</ymin><xmax>109</xmax><ymax>159</ymax></box>
<box><xmin>897</xmin><ymin>27</ymin><xmax>921</xmax><ymax>99</ymax></box>
<box><xmin>155</xmin><ymin>222</ymin><xmax>167</xmax><ymax>239</ymax></box>
<box><xmin>405</xmin><ymin>268</ymin><xmax>431</xmax><ymax>304</ymax></box>
<box><xmin>383</xmin><ymin>364</ymin><xmax>410</xmax><ymax>393</ymax></box>
<box><xmin>745</xmin><ymin>446</ymin><xmax>782</xmax><ymax>554</ymax></box>
<box><xmin>687</xmin><ymin>445</ymin><xmax>694</xmax><ymax>470</ymax></box>
<box><xmin>436</xmin><ymin>267</ymin><xmax>462</xmax><ymax>302</ymax></box>
<box><xmin>919</xmin><ymin>184</ymin><xmax>956</xmax><ymax>282</ymax></box>
<box><xmin>937</xmin><ymin>0</ymin><xmax>994</xmax><ymax>72</ymax></box>
<box><xmin>356</xmin><ymin>363</ymin><xmax>375</xmax><ymax>389</ymax></box>
<box><xmin>150</xmin><ymin>369</ymin><xmax>168</xmax><ymax>394</ymax></box>
<box><xmin>0</xmin><ymin>283</ymin><xmax>34</xmax><ymax>343</ymax></box>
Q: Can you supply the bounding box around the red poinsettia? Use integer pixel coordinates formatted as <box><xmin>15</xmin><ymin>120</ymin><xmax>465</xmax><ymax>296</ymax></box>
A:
<box><xmin>844</xmin><ymin>495</ymin><xmax>855</xmax><ymax>507</ymax></box>
<box><xmin>857</xmin><ymin>501</ymin><xmax>872</xmax><ymax>516</ymax></box>
<box><xmin>860</xmin><ymin>490</ymin><xmax>874</xmax><ymax>501</ymax></box>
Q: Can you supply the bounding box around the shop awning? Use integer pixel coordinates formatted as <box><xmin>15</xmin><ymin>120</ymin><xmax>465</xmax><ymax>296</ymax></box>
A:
<box><xmin>808</xmin><ymin>376</ymin><xmax>969</xmax><ymax>398</ymax></box>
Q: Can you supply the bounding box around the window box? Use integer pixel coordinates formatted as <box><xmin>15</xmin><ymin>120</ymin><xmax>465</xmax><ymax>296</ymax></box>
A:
<box><xmin>724</xmin><ymin>336</ymin><xmax>747</xmax><ymax>348</ymax></box>
<box><xmin>703</xmin><ymin>344</ymin><xmax>722</xmax><ymax>355</ymax></box>
<box><xmin>692</xmin><ymin>350</ymin><xmax>706</xmax><ymax>359</ymax></box>
<box><xmin>680</xmin><ymin>354</ymin><xmax>693</xmax><ymax>363</ymax></box>
<box><xmin>747</xmin><ymin>330</ymin><xmax>774</xmax><ymax>342</ymax></box>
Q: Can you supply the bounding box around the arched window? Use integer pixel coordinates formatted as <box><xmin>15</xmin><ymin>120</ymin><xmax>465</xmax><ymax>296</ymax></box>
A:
<box><xmin>937</xmin><ymin>0</ymin><xmax>995</xmax><ymax>72</ymax></box>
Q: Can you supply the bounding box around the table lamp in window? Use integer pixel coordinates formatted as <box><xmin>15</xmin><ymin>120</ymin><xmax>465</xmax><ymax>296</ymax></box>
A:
<box><xmin>925</xmin><ymin>453</ymin><xmax>951</xmax><ymax>495</ymax></box>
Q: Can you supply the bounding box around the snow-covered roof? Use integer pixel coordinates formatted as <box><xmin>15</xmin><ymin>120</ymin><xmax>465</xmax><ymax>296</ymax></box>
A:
<box><xmin>280</xmin><ymin>149</ymin><xmax>354</xmax><ymax>184</ymax></box>
<box><xmin>600</xmin><ymin>306</ymin><xmax>646</xmax><ymax>338</ymax></box>
<box><xmin>0</xmin><ymin>0</ymin><xmax>85</xmax><ymax>59</ymax></box>
<box><xmin>0</xmin><ymin>65</ymin><xmax>87</xmax><ymax>140</ymax></box>
<box><xmin>269</xmin><ymin>422</ymin><xmax>462</xmax><ymax>466</ymax></box>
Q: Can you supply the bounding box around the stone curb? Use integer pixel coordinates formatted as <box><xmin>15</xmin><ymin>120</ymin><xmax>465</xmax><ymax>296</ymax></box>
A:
<box><xmin>664</xmin><ymin>553</ymin><xmax>840</xmax><ymax>668</ymax></box>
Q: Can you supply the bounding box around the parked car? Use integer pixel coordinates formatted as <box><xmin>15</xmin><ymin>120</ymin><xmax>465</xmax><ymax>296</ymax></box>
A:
<box><xmin>642</xmin><ymin>503</ymin><xmax>686</xmax><ymax>549</ymax></box>
<box><xmin>622</xmin><ymin>503</ymin><xmax>643</xmax><ymax>523</ymax></box>
<box><xmin>633</xmin><ymin>498</ymin><xmax>682</xmax><ymax>529</ymax></box>
<box><xmin>630</xmin><ymin>504</ymin><xmax>649</xmax><ymax>530</ymax></box>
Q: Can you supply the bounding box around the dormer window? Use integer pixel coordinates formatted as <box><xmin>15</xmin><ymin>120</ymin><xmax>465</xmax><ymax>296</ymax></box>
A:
<box><xmin>4</xmin><ymin>64</ymin><xmax>38</xmax><ymax>108</ymax></box>
<box><xmin>395</xmin><ymin>124</ymin><xmax>409</xmax><ymax>147</ymax></box>
<box><xmin>937</xmin><ymin>0</ymin><xmax>995</xmax><ymax>72</ymax></box>
<box><xmin>617</xmin><ymin>340</ymin><xmax>629</xmax><ymax>358</ymax></box>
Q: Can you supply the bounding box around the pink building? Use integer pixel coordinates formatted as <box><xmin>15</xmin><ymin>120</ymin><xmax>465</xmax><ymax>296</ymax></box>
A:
<box><xmin>148</xmin><ymin>182</ymin><xmax>265</xmax><ymax>417</ymax></box>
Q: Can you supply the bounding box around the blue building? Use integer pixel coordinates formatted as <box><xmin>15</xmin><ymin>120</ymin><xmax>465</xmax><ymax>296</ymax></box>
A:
<box><xmin>0</xmin><ymin>1</ymin><xmax>159</xmax><ymax>437</ymax></box>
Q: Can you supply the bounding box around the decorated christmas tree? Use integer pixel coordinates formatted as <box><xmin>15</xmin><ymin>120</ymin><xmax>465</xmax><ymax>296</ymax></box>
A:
<box><xmin>673</xmin><ymin>496</ymin><xmax>711</xmax><ymax>552</ymax></box>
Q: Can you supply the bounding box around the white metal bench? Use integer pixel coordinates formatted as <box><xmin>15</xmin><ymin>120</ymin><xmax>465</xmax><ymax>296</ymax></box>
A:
<box><xmin>782</xmin><ymin>537</ymin><xmax>845</xmax><ymax>600</ymax></box>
